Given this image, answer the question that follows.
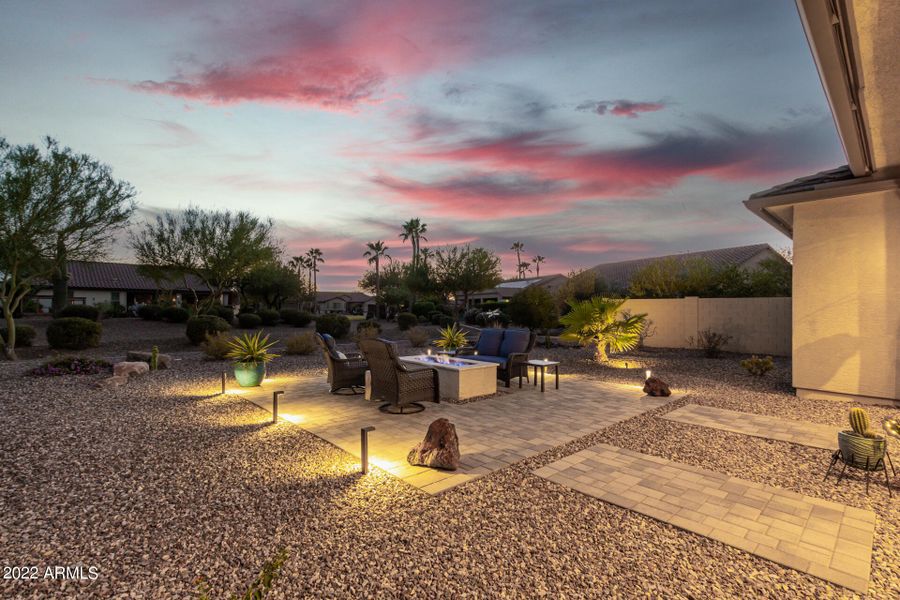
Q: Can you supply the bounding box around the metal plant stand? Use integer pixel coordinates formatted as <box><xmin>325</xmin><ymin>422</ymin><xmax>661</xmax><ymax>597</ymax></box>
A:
<box><xmin>824</xmin><ymin>449</ymin><xmax>895</xmax><ymax>496</ymax></box>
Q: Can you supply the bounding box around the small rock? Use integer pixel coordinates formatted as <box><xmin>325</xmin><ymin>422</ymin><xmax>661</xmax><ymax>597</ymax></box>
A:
<box><xmin>95</xmin><ymin>375</ymin><xmax>128</xmax><ymax>389</ymax></box>
<box><xmin>126</xmin><ymin>351</ymin><xmax>173</xmax><ymax>369</ymax></box>
<box><xmin>114</xmin><ymin>361</ymin><xmax>150</xmax><ymax>378</ymax></box>
<box><xmin>643</xmin><ymin>376</ymin><xmax>671</xmax><ymax>397</ymax></box>
<box><xmin>407</xmin><ymin>418</ymin><xmax>460</xmax><ymax>470</ymax></box>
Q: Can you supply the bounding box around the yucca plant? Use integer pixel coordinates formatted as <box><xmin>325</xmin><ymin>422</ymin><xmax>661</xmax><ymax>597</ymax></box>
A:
<box><xmin>559</xmin><ymin>297</ymin><xmax>646</xmax><ymax>363</ymax></box>
<box><xmin>226</xmin><ymin>331</ymin><xmax>279</xmax><ymax>365</ymax></box>
<box><xmin>434</xmin><ymin>324</ymin><xmax>469</xmax><ymax>351</ymax></box>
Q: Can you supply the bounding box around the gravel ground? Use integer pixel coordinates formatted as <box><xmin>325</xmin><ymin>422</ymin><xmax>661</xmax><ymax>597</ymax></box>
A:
<box><xmin>1</xmin><ymin>321</ymin><xmax>897</xmax><ymax>598</ymax></box>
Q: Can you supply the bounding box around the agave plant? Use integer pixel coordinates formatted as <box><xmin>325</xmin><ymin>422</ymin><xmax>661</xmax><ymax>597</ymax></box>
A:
<box><xmin>434</xmin><ymin>323</ymin><xmax>469</xmax><ymax>351</ymax></box>
<box><xmin>559</xmin><ymin>297</ymin><xmax>646</xmax><ymax>363</ymax></box>
<box><xmin>225</xmin><ymin>331</ymin><xmax>280</xmax><ymax>365</ymax></box>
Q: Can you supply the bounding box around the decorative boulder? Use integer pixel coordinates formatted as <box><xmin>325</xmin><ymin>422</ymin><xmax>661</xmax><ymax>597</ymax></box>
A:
<box><xmin>113</xmin><ymin>361</ymin><xmax>150</xmax><ymax>378</ymax></box>
<box><xmin>407</xmin><ymin>418</ymin><xmax>460</xmax><ymax>471</ymax></box>
<box><xmin>643</xmin><ymin>376</ymin><xmax>671</xmax><ymax>397</ymax></box>
<box><xmin>126</xmin><ymin>351</ymin><xmax>173</xmax><ymax>369</ymax></box>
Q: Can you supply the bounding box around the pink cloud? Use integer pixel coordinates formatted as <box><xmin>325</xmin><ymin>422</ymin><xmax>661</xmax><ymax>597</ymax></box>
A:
<box><xmin>563</xmin><ymin>241</ymin><xmax>654</xmax><ymax>254</ymax></box>
<box><xmin>578</xmin><ymin>99</ymin><xmax>666</xmax><ymax>118</ymax></box>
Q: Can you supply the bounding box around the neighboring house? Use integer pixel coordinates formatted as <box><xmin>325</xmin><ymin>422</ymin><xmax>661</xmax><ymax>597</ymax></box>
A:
<box><xmin>589</xmin><ymin>244</ymin><xmax>787</xmax><ymax>294</ymax></box>
<box><xmin>744</xmin><ymin>1</ymin><xmax>900</xmax><ymax>404</ymax></box>
<box><xmin>315</xmin><ymin>291</ymin><xmax>375</xmax><ymax>316</ymax></box>
<box><xmin>467</xmin><ymin>274</ymin><xmax>568</xmax><ymax>306</ymax></box>
<box><xmin>32</xmin><ymin>260</ymin><xmax>227</xmax><ymax>312</ymax></box>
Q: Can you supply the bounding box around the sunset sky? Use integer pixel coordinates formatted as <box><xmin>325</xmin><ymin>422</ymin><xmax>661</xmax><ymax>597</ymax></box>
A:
<box><xmin>0</xmin><ymin>0</ymin><xmax>845</xmax><ymax>290</ymax></box>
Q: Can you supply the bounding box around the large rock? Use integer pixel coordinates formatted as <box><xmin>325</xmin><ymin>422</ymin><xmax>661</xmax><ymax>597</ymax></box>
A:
<box><xmin>407</xmin><ymin>418</ymin><xmax>460</xmax><ymax>471</ymax></box>
<box><xmin>126</xmin><ymin>351</ymin><xmax>173</xmax><ymax>369</ymax></box>
<box><xmin>114</xmin><ymin>361</ymin><xmax>150</xmax><ymax>378</ymax></box>
<box><xmin>643</xmin><ymin>376</ymin><xmax>671</xmax><ymax>397</ymax></box>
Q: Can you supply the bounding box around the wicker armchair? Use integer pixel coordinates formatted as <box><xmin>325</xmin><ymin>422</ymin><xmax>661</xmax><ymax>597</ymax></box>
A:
<box><xmin>458</xmin><ymin>328</ymin><xmax>536</xmax><ymax>387</ymax></box>
<box><xmin>315</xmin><ymin>333</ymin><xmax>368</xmax><ymax>394</ymax></box>
<box><xmin>358</xmin><ymin>338</ymin><xmax>440</xmax><ymax>414</ymax></box>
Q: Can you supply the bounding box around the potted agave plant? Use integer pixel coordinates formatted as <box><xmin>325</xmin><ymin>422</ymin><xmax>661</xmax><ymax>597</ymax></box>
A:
<box><xmin>226</xmin><ymin>332</ymin><xmax>279</xmax><ymax>387</ymax></box>
<box><xmin>434</xmin><ymin>323</ymin><xmax>469</xmax><ymax>354</ymax></box>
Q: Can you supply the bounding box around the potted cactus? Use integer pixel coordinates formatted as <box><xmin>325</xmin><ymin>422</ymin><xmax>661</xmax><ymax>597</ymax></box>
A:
<box><xmin>226</xmin><ymin>332</ymin><xmax>279</xmax><ymax>387</ymax></box>
<box><xmin>838</xmin><ymin>407</ymin><xmax>887</xmax><ymax>469</ymax></box>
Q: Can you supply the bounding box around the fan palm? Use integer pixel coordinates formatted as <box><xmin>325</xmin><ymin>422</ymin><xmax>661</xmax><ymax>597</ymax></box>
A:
<box><xmin>399</xmin><ymin>218</ymin><xmax>428</xmax><ymax>268</ymax></box>
<box><xmin>532</xmin><ymin>255</ymin><xmax>546</xmax><ymax>277</ymax></box>
<box><xmin>510</xmin><ymin>241</ymin><xmax>525</xmax><ymax>278</ymax></box>
<box><xmin>559</xmin><ymin>297</ymin><xmax>646</xmax><ymax>362</ymax></box>
<box><xmin>364</xmin><ymin>240</ymin><xmax>391</xmax><ymax>315</ymax></box>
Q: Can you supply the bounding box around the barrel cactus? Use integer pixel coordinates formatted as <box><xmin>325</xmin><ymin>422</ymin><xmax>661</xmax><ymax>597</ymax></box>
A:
<box><xmin>150</xmin><ymin>345</ymin><xmax>159</xmax><ymax>371</ymax></box>
<box><xmin>848</xmin><ymin>407</ymin><xmax>877</xmax><ymax>438</ymax></box>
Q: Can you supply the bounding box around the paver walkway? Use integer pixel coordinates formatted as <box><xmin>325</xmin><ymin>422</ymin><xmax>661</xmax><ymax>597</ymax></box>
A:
<box><xmin>663</xmin><ymin>404</ymin><xmax>840</xmax><ymax>450</ymax></box>
<box><xmin>234</xmin><ymin>374</ymin><xmax>675</xmax><ymax>494</ymax></box>
<box><xmin>534</xmin><ymin>444</ymin><xmax>875</xmax><ymax>593</ymax></box>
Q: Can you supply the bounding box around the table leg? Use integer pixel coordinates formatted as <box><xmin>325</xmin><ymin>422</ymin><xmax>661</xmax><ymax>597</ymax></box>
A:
<box><xmin>555</xmin><ymin>364</ymin><xmax>559</xmax><ymax>389</ymax></box>
<box><xmin>540</xmin><ymin>366</ymin><xmax>545</xmax><ymax>392</ymax></box>
<box><xmin>533</xmin><ymin>365</ymin><xmax>537</xmax><ymax>387</ymax></box>
<box><xmin>519</xmin><ymin>366</ymin><xmax>523</xmax><ymax>388</ymax></box>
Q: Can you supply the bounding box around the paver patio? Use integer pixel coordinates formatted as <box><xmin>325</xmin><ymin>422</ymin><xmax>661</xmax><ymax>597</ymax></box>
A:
<box><xmin>662</xmin><ymin>404</ymin><xmax>841</xmax><ymax>449</ymax></box>
<box><xmin>234</xmin><ymin>374</ymin><xmax>676</xmax><ymax>494</ymax></box>
<box><xmin>534</xmin><ymin>443</ymin><xmax>876</xmax><ymax>593</ymax></box>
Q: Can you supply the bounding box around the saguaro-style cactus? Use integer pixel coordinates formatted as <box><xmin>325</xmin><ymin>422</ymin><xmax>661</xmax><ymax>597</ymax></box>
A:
<box><xmin>848</xmin><ymin>407</ymin><xmax>877</xmax><ymax>438</ymax></box>
<box><xmin>150</xmin><ymin>345</ymin><xmax>159</xmax><ymax>371</ymax></box>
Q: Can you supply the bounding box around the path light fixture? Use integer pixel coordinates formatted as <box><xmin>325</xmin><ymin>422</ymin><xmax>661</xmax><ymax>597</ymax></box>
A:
<box><xmin>273</xmin><ymin>390</ymin><xmax>284</xmax><ymax>423</ymax></box>
<box><xmin>645</xmin><ymin>369</ymin><xmax>652</xmax><ymax>381</ymax></box>
<box><xmin>427</xmin><ymin>348</ymin><xmax>432</xmax><ymax>356</ymax></box>
<box><xmin>361</xmin><ymin>426</ymin><xmax>376</xmax><ymax>474</ymax></box>
<box><xmin>221</xmin><ymin>371</ymin><xmax>226</xmax><ymax>394</ymax></box>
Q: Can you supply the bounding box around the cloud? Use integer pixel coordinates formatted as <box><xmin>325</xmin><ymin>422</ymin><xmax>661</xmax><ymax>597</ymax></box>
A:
<box><xmin>577</xmin><ymin>99</ymin><xmax>666</xmax><ymax>118</ymax></box>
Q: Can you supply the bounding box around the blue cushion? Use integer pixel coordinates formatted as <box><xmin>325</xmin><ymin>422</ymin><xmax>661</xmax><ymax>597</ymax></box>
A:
<box><xmin>499</xmin><ymin>329</ymin><xmax>530</xmax><ymax>357</ymax></box>
<box><xmin>466</xmin><ymin>355</ymin><xmax>507</xmax><ymax>366</ymax></box>
<box><xmin>475</xmin><ymin>329</ymin><xmax>503</xmax><ymax>356</ymax></box>
<box><xmin>321</xmin><ymin>333</ymin><xmax>336</xmax><ymax>350</ymax></box>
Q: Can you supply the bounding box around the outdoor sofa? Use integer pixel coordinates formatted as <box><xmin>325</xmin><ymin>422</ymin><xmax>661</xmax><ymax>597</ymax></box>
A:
<box><xmin>458</xmin><ymin>328</ymin><xmax>536</xmax><ymax>387</ymax></box>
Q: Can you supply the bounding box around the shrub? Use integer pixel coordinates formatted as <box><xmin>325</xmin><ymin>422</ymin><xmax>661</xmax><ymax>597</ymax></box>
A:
<box><xmin>412</xmin><ymin>301</ymin><xmax>436</xmax><ymax>317</ymax></box>
<box><xmin>201</xmin><ymin>332</ymin><xmax>232</xmax><ymax>360</ymax></box>
<box><xmin>418</xmin><ymin>315</ymin><xmax>430</xmax><ymax>324</ymax></box>
<box><xmin>279</xmin><ymin>308</ymin><xmax>300</xmax><ymax>324</ymax></box>
<box><xmin>46</xmin><ymin>317</ymin><xmax>102</xmax><ymax>350</ymax></box>
<box><xmin>689</xmin><ymin>328</ymin><xmax>733</xmax><ymax>358</ymax></box>
<box><xmin>292</xmin><ymin>310</ymin><xmax>314</xmax><ymax>327</ymax></box>
<box><xmin>429</xmin><ymin>310</ymin><xmax>444</xmax><ymax>325</ymax></box>
<box><xmin>480</xmin><ymin>301</ymin><xmax>508</xmax><ymax>313</ymax></box>
<box><xmin>464</xmin><ymin>308</ymin><xmax>482</xmax><ymax>325</ymax></box>
<box><xmin>508</xmin><ymin>286</ymin><xmax>559</xmax><ymax>331</ymax></box>
<box><xmin>257</xmin><ymin>308</ymin><xmax>280</xmax><ymax>326</ymax></box>
<box><xmin>438</xmin><ymin>315</ymin><xmax>456</xmax><ymax>328</ymax></box>
<box><xmin>354</xmin><ymin>321</ymin><xmax>381</xmax><ymax>343</ymax></box>
<box><xmin>315</xmin><ymin>314</ymin><xmax>351</xmax><ymax>339</ymax></box>
<box><xmin>741</xmin><ymin>355</ymin><xmax>774</xmax><ymax>377</ymax></box>
<box><xmin>58</xmin><ymin>304</ymin><xmax>100</xmax><ymax>321</ymax></box>
<box><xmin>160</xmin><ymin>305</ymin><xmax>190</xmax><ymax>323</ymax></box>
<box><xmin>284</xmin><ymin>332</ymin><xmax>317</xmax><ymax>355</ymax></box>
<box><xmin>357</xmin><ymin>319</ymin><xmax>382</xmax><ymax>334</ymax></box>
<box><xmin>0</xmin><ymin>324</ymin><xmax>36</xmax><ymax>347</ymax></box>
<box><xmin>96</xmin><ymin>302</ymin><xmax>127</xmax><ymax>318</ymax></box>
<box><xmin>137</xmin><ymin>304</ymin><xmax>162</xmax><ymax>320</ymax></box>
<box><xmin>407</xmin><ymin>326</ymin><xmax>430</xmax><ymax>348</ymax></box>
<box><xmin>204</xmin><ymin>304</ymin><xmax>234</xmax><ymax>322</ymax></box>
<box><xmin>238</xmin><ymin>312</ymin><xmax>263</xmax><ymax>329</ymax></box>
<box><xmin>397</xmin><ymin>312</ymin><xmax>418</xmax><ymax>331</ymax></box>
<box><xmin>186</xmin><ymin>315</ymin><xmax>231</xmax><ymax>345</ymax></box>
<box><xmin>476</xmin><ymin>310</ymin><xmax>510</xmax><ymax>328</ymax></box>
<box><xmin>30</xmin><ymin>357</ymin><xmax>112</xmax><ymax>376</ymax></box>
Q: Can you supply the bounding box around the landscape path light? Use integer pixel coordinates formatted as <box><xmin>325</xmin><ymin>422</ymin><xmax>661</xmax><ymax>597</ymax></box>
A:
<box><xmin>361</xmin><ymin>426</ymin><xmax>376</xmax><ymax>474</ymax></box>
<box><xmin>272</xmin><ymin>390</ymin><xmax>284</xmax><ymax>423</ymax></box>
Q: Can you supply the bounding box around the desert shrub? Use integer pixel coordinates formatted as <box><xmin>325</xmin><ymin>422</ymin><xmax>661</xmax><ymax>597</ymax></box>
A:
<box><xmin>30</xmin><ymin>357</ymin><xmax>112</xmax><ymax>376</ymax></box>
<box><xmin>357</xmin><ymin>319</ymin><xmax>381</xmax><ymax>334</ymax></box>
<box><xmin>292</xmin><ymin>310</ymin><xmax>314</xmax><ymax>327</ymax></box>
<box><xmin>689</xmin><ymin>328</ymin><xmax>733</xmax><ymax>358</ymax></box>
<box><xmin>464</xmin><ymin>308</ymin><xmax>482</xmax><ymax>325</ymax></box>
<box><xmin>284</xmin><ymin>332</ymin><xmax>317</xmax><ymax>355</ymax></box>
<box><xmin>257</xmin><ymin>308</ymin><xmax>280</xmax><ymax>325</ymax></box>
<box><xmin>96</xmin><ymin>302</ymin><xmax>128</xmax><ymax>318</ymax></box>
<box><xmin>429</xmin><ymin>311</ymin><xmax>444</xmax><ymax>325</ymax></box>
<box><xmin>0</xmin><ymin>324</ymin><xmax>36</xmax><ymax>347</ymax></box>
<box><xmin>201</xmin><ymin>332</ymin><xmax>232</xmax><ymax>360</ymax></box>
<box><xmin>438</xmin><ymin>315</ymin><xmax>456</xmax><ymax>328</ymax></box>
<box><xmin>58</xmin><ymin>304</ymin><xmax>100</xmax><ymax>321</ymax></box>
<box><xmin>46</xmin><ymin>317</ymin><xmax>102</xmax><ymax>350</ymax></box>
<box><xmin>397</xmin><ymin>312</ymin><xmax>417</xmax><ymax>331</ymax></box>
<box><xmin>418</xmin><ymin>315</ymin><xmax>430</xmax><ymax>324</ymax></box>
<box><xmin>741</xmin><ymin>355</ymin><xmax>775</xmax><ymax>376</ymax></box>
<box><xmin>476</xmin><ymin>310</ymin><xmax>510</xmax><ymax>328</ymax></box>
<box><xmin>160</xmin><ymin>305</ymin><xmax>190</xmax><ymax>323</ymax></box>
<box><xmin>238</xmin><ymin>312</ymin><xmax>263</xmax><ymax>329</ymax></box>
<box><xmin>407</xmin><ymin>326</ymin><xmax>431</xmax><ymax>348</ymax></box>
<box><xmin>279</xmin><ymin>308</ymin><xmax>300</xmax><ymax>324</ymax></box>
<box><xmin>315</xmin><ymin>314</ymin><xmax>351</xmax><ymax>339</ymax></box>
<box><xmin>137</xmin><ymin>304</ymin><xmax>162</xmax><ymax>320</ymax></box>
<box><xmin>186</xmin><ymin>315</ymin><xmax>231</xmax><ymax>345</ymax></box>
<box><xmin>204</xmin><ymin>304</ymin><xmax>234</xmax><ymax>322</ymax></box>
<box><xmin>412</xmin><ymin>301</ymin><xmax>436</xmax><ymax>317</ymax></box>
<box><xmin>480</xmin><ymin>301</ymin><xmax>508</xmax><ymax>313</ymax></box>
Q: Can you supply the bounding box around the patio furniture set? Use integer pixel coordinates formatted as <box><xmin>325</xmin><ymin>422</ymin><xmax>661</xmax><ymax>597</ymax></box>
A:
<box><xmin>315</xmin><ymin>327</ymin><xmax>545</xmax><ymax>414</ymax></box>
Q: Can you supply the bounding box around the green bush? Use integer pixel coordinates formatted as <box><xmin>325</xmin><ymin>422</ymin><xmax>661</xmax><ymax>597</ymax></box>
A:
<box><xmin>288</xmin><ymin>310</ymin><xmax>313</xmax><ymax>327</ymax></box>
<box><xmin>160</xmin><ymin>306</ymin><xmax>190</xmax><ymax>323</ymax></box>
<box><xmin>741</xmin><ymin>355</ymin><xmax>775</xmax><ymax>376</ymax></box>
<box><xmin>397</xmin><ymin>312</ymin><xmax>418</xmax><ymax>331</ymax></box>
<box><xmin>201</xmin><ymin>332</ymin><xmax>232</xmax><ymax>360</ymax></box>
<box><xmin>186</xmin><ymin>315</ymin><xmax>231</xmax><ymax>345</ymax></box>
<box><xmin>429</xmin><ymin>311</ymin><xmax>444</xmax><ymax>325</ymax></box>
<box><xmin>0</xmin><ymin>324</ymin><xmax>36</xmax><ymax>347</ymax></box>
<box><xmin>46</xmin><ymin>317</ymin><xmax>102</xmax><ymax>350</ymax></box>
<box><xmin>357</xmin><ymin>319</ymin><xmax>382</xmax><ymax>333</ymax></box>
<box><xmin>407</xmin><ymin>326</ymin><xmax>430</xmax><ymax>348</ymax></box>
<box><xmin>58</xmin><ymin>304</ymin><xmax>100</xmax><ymax>321</ymax></box>
<box><xmin>204</xmin><ymin>304</ymin><xmax>234</xmax><ymax>323</ymax></box>
<box><xmin>438</xmin><ymin>315</ymin><xmax>456</xmax><ymax>328</ymax></box>
<box><xmin>96</xmin><ymin>302</ymin><xmax>127</xmax><ymax>318</ymax></box>
<box><xmin>315</xmin><ymin>314</ymin><xmax>351</xmax><ymax>339</ymax></box>
<box><xmin>137</xmin><ymin>304</ymin><xmax>162</xmax><ymax>320</ymax></box>
<box><xmin>464</xmin><ymin>308</ymin><xmax>482</xmax><ymax>325</ymax></box>
<box><xmin>412</xmin><ymin>301</ymin><xmax>436</xmax><ymax>317</ymax></box>
<box><xmin>279</xmin><ymin>308</ymin><xmax>300</xmax><ymax>324</ymax></box>
<box><xmin>257</xmin><ymin>308</ymin><xmax>280</xmax><ymax>325</ymax></box>
<box><xmin>479</xmin><ymin>301</ymin><xmax>509</xmax><ymax>313</ymax></box>
<box><xmin>476</xmin><ymin>310</ymin><xmax>510</xmax><ymax>328</ymax></box>
<box><xmin>238</xmin><ymin>312</ymin><xmax>263</xmax><ymax>329</ymax></box>
<box><xmin>507</xmin><ymin>286</ymin><xmax>559</xmax><ymax>331</ymax></box>
<box><xmin>284</xmin><ymin>332</ymin><xmax>317</xmax><ymax>355</ymax></box>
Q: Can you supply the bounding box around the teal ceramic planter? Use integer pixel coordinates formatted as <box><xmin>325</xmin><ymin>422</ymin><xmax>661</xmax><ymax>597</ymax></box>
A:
<box><xmin>234</xmin><ymin>362</ymin><xmax>266</xmax><ymax>387</ymax></box>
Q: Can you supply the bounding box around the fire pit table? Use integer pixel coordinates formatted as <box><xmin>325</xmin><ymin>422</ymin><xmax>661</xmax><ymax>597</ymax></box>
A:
<box><xmin>399</xmin><ymin>354</ymin><xmax>498</xmax><ymax>401</ymax></box>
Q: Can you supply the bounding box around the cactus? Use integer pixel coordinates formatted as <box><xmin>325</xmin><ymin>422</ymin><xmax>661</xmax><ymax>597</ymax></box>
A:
<box><xmin>150</xmin><ymin>345</ymin><xmax>159</xmax><ymax>371</ymax></box>
<box><xmin>848</xmin><ymin>407</ymin><xmax>877</xmax><ymax>438</ymax></box>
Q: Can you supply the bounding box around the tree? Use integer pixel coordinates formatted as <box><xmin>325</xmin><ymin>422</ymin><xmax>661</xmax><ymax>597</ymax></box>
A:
<box><xmin>305</xmin><ymin>248</ymin><xmax>324</xmax><ymax>298</ymax></box>
<box><xmin>628</xmin><ymin>257</ymin><xmax>683</xmax><ymax>298</ymax></box>
<box><xmin>508</xmin><ymin>286</ymin><xmax>559</xmax><ymax>346</ymax></box>
<box><xmin>131</xmin><ymin>207</ymin><xmax>276</xmax><ymax>310</ymax></box>
<box><xmin>510</xmin><ymin>241</ymin><xmax>525</xmax><ymax>278</ymax></box>
<box><xmin>363</xmin><ymin>240</ymin><xmax>391</xmax><ymax>317</ymax></box>
<box><xmin>241</xmin><ymin>262</ymin><xmax>300</xmax><ymax>309</ymax></box>
<box><xmin>358</xmin><ymin>260</ymin><xmax>408</xmax><ymax>315</ymax></box>
<box><xmin>559</xmin><ymin>297</ymin><xmax>647</xmax><ymax>362</ymax></box>
<box><xmin>434</xmin><ymin>245</ymin><xmax>502</xmax><ymax>313</ymax></box>
<box><xmin>518</xmin><ymin>261</ymin><xmax>532</xmax><ymax>278</ymax></box>
<box><xmin>747</xmin><ymin>257</ymin><xmax>791</xmax><ymax>297</ymax></box>
<box><xmin>556</xmin><ymin>269</ymin><xmax>611</xmax><ymax>311</ymax></box>
<box><xmin>399</xmin><ymin>218</ymin><xmax>428</xmax><ymax>268</ymax></box>
<box><xmin>288</xmin><ymin>255</ymin><xmax>315</xmax><ymax>310</ymax></box>
<box><xmin>532</xmin><ymin>255</ymin><xmax>546</xmax><ymax>277</ymax></box>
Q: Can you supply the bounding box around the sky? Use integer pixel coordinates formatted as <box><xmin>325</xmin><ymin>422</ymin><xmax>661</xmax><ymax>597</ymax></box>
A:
<box><xmin>0</xmin><ymin>0</ymin><xmax>846</xmax><ymax>290</ymax></box>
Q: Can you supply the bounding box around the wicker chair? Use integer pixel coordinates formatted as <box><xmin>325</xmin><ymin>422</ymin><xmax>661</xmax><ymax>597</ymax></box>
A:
<box><xmin>358</xmin><ymin>338</ymin><xmax>440</xmax><ymax>414</ymax></box>
<box><xmin>315</xmin><ymin>333</ymin><xmax>368</xmax><ymax>394</ymax></box>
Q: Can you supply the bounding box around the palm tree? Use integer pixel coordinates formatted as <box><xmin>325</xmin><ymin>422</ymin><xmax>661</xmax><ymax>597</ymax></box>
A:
<box><xmin>419</xmin><ymin>246</ymin><xmax>434</xmax><ymax>269</ymax></box>
<box><xmin>559</xmin><ymin>297</ymin><xmax>647</xmax><ymax>362</ymax></box>
<box><xmin>532</xmin><ymin>255</ymin><xmax>546</xmax><ymax>277</ymax></box>
<box><xmin>518</xmin><ymin>261</ymin><xmax>533</xmax><ymax>278</ymax></box>
<box><xmin>399</xmin><ymin>218</ymin><xmax>428</xmax><ymax>268</ymax></box>
<box><xmin>305</xmin><ymin>248</ymin><xmax>324</xmax><ymax>298</ymax></box>
<box><xmin>364</xmin><ymin>240</ymin><xmax>391</xmax><ymax>316</ymax></box>
<box><xmin>510</xmin><ymin>241</ymin><xmax>525</xmax><ymax>278</ymax></box>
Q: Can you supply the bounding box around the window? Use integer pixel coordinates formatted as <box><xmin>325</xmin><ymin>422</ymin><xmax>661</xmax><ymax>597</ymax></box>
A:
<box><xmin>111</xmin><ymin>291</ymin><xmax>120</xmax><ymax>306</ymax></box>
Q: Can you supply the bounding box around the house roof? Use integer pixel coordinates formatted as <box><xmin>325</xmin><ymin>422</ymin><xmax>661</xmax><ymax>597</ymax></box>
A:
<box><xmin>66</xmin><ymin>260</ymin><xmax>211</xmax><ymax>292</ymax></box>
<box><xmin>589</xmin><ymin>244</ymin><xmax>777</xmax><ymax>291</ymax></box>
<box><xmin>470</xmin><ymin>274</ymin><xmax>566</xmax><ymax>298</ymax></box>
<box><xmin>315</xmin><ymin>291</ymin><xmax>374</xmax><ymax>303</ymax></box>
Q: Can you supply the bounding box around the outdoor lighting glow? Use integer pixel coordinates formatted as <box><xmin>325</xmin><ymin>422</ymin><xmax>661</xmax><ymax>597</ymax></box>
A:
<box><xmin>645</xmin><ymin>370</ymin><xmax>652</xmax><ymax>380</ymax></box>
<box><xmin>272</xmin><ymin>390</ymin><xmax>284</xmax><ymax>423</ymax></box>
<box><xmin>427</xmin><ymin>348</ymin><xmax>432</xmax><ymax>356</ymax></box>
<box><xmin>474</xmin><ymin>350</ymin><xmax>478</xmax><ymax>355</ymax></box>
<box><xmin>281</xmin><ymin>413</ymin><xmax>303</xmax><ymax>424</ymax></box>
<box><xmin>360</xmin><ymin>426</ymin><xmax>376</xmax><ymax>474</ymax></box>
